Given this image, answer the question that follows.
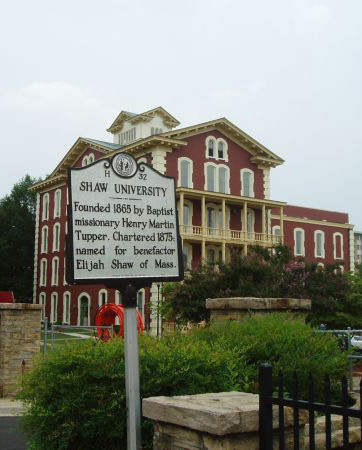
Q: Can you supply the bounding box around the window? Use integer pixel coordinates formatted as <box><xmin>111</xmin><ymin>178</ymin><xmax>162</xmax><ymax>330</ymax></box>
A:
<box><xmin>51</xmin><ymin>292</ymin><xmax>58</xmax><ymax>323</ymax></box>
<box><xmin>82</xmin><ymin>156</ymin><xmax>89</xmax><ymax>167</ymax></box>
<box><xmin>183</xmin><ymin>242</ymin><xmax>192</xmax><ymax>270</ymax></box>
<box><xmin>272</xmin><ymin>225</ymin><xmax>281</xmax><ymax>236</ymax></box>
<box><xmin>206</xmin><ymin>245</ymin><xmax>222</xmax><ymax>265</ymax></box>
<box><xmin>54</xmin><ymin>189</ymin><xmax>61</xmax><ymax>218</ymax></box>
<box><xmin>294</xmin><ymin>228</ymin><xmax>305</xmax><ymax>256</ymax></box>
<box><xmin>98</xmin><ymin>289</ymin><xmax>108</xmax><ymax>308</ymax></box>
<box><xmin>88</xmin><ymin>153</ymin><xmax>94</xmax><ymax>164</ymax></box>
<box><xmin>151</xmin><ymin>127</ymin><xmax>162</xmax><ymax>136</ymax></box>
<box><xmin>333</xmin><ymin>232</ymin><xmax>344</xmax><ymax>259</ymax></box>
<box><xmin>53</xmin><ymin>223</ymin><xmax>60</xmax><ymax>252</ymax></box>
<box><xmin>207</xmin><ymin>138</ymin><xmax>215</xmax><ymax>157</ymax></box>
<box><xmin>204</xmin><ymin>163</ymin><xmax>230</xmax><ymax>193</ymax></box>
<box><xmin>205</xmin><ymin>136</ymin><xmax>228</xmax><ymax>161</ymax></box>
<box><xmin>41</xmin><ymin>226</ymin><xmax>49</xmax><ymax>253</ymax></box>
<box><xmin>39</xmin><ymin>293</ymin><xmax>46</xmax><ymax>321</ymax></box>
<box><xmin>178</xmin><ymin>157</ymin><xmax>193</xmax><ymax>188</ymax></box>
<box><xmin>40</xmin><ymin>258</ymin><xmax>47</xmax><ymax>287</ymax></box>
<box><xmin>42</xmin><ymin>193</ymin><xmax>49</xmax><ymax>220</ymax></box>
<box><xmin>63</xmin><ymin>292</ymin><xmax>71</xmax><ymax>324</ymax></box>
<box><xmin>241</xmin><ymin>208</ymin><xmax>255</xmax><ymax>234</ymax></box>
<box><xmin>120</xmin><ymin>127</ymin><xmax>137</xmax><ymax>144</ymax></box>
<box><xmin>63</xmin><ymin>258</ymin><xmax>68</xmax><ymax>285</ymax></box>
<box><xmin>137</xmin><ymin>289</ymin><xmax>145</xmax><ymax>322</ymax></box>
<box><xmin>241</xmin><ymin>169</ymin><xmax>255</xmax><ymax>197</ymax></box>
<box><xmin>51</xmin><ymin>257</ymin><xmax>59</xmax><ymax>286</ymax></box>
<box><xmin>314</xmin><ymin>230</ymin><xmax>325</xmax><ymax>258</ymax></box>
<box><xmin>115</xmin><ymin>290</ymin><xmax>122</xmax><ymax>305</ymax></box>
<box><xmin>206</xmin><ymin>204</ymin><xmax>230</xmax><ymax>236</ymax></box>
<box><xmin>78</xmin><ymin>294</ymin><xmax>90</xmax><ymax>326</ymax></box>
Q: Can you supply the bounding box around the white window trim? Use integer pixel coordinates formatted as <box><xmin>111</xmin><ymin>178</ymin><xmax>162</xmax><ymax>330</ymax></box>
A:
<box><xmin>41</xmin><ymin>226</ymin><xmax>49</xmax><ymax>253</ymax></box>
<box><xmin>88</xmin><ymin>153</ymin><xmax>94</xmax><ymax>164</ymax></box>
<box><xmin>39</xmin><ymin>292</ymin><xmax>46</xmax><ymax>321</ymax></box>
<box><xmin>42</xmin><ymin>193</ymin><xmax>49</xmax><ymax>221</ymax></box>
<box><xmin>98</xmin><ymin>289</ymin><xmax>108</xmax><ymax>308</ymax></box>
<box><xmin>333</xmin><ymin>232</ymin><xmax>344</xmax><ymax>260</ymax></box>
<box><xmin>52</xmin><ymin>223</ymin><xmax>60</xmax><ymax>252</ymax></box>
<box><xmin>82</xmin><ymin>155</ymin><xmax>88</xmax><ymax>167</ymax></box>
<box><xmin>178</xmin><ymin>157</ymin><xmax>194</xmax><ymax>188</ymax></box>
<box><xmin>177</xmin><ymin>199</ymin><xmax>194</xmax><ymax>227</ymax></box>
<box><xmin>272</xmin><ymin>225</ymin><xmax>281</xmax><ymax>235</ymax></box>
<box><xmin>205</xmin><ymin>136</ymin><xmax>228</xmax><ymax>162</ymax></box>
<box><xmin>240</xmin><ymin>168</ymin><xmax>255</xmax><ymax>198</ymax></box>
<box><xmin>63</xmin><ymin>291</ymin><xmax>71</xmax><ymax>324</ymax></box>
<box><xmin>40</xmin><ymin>258</ymin><xmax>47</xmax><ymax>287</ymax></box>
<box><xmin>63</xmin><ymin>258</ymin><xmax>68</xmax><ymax>286</ymax></box>
<box><xmin>294</xmin><ymin>228</ymin><xmax>305</xmax><ymax>256</ymax></box>
<box><xmin>241</xmin><ymin>208</ymin><xmax>255</xmax><ymax>233</ymax></box>
<box><xmin>51</xmin><ymin>256</ymin><xmax>59</xmax><ymax>286</ymax></box>
<box><xmin>137</xmin><ymin>288</ymin><xmax>145</xmax><ymax>323</ymax></box>
<box><xmin>314</xmin><ymin>230</ymin><xmax>325</xmax><ymax>258</ymax></box>
<box><xmin>77</xmin><ymin>293</ymin><xmax>91</xmax><ymax>326</ymax></box>
<box><xmin>50</xmin><ymin>292</ymin><xmax>58</xmax><ymax>323</ymax></box>
<box><xmin>115</xmin><ymin>290</ymin><xmax>122</xmax><ymax>305</ymax></box>
<box><xmin>54</xmin><ymin>189</ymin><xmax>62</xmax><ymax>218</ymax></box>
<box><xmin>204</xmin><ymin>162</ymin><xmax>230</xmax><ymax>193</ymax></box>
<box><xmin>182</xmin><ymin>242</ymin><xmax>193</xmax><ymax>270</ymax></box>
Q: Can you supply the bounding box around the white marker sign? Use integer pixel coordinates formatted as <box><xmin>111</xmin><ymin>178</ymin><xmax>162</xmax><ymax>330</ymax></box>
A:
<box><xmin>67</xmin><ymin>153</ymin><xmax>183</xmax><ymax>284</ymax></box>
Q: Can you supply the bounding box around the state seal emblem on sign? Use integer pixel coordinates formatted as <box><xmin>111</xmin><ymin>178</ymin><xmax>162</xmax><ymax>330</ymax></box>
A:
<box><xmin>112</xmin><ymin>153</ymin><xmax>137</xmax><ymax>178</ymax></box>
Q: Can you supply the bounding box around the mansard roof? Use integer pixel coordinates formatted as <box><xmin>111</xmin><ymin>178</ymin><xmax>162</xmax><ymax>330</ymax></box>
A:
<box><xmin>163</xmin><ymin>117</ymin><xmax>284</xmax><ymax>168</ymax></box>
<box><xmin>106</xmin><ymin>106</ymin><xmax>180</xmax><ymax>133</ymax></box>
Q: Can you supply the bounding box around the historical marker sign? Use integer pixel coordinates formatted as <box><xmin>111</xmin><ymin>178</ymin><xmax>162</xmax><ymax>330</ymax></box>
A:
<box><xmin>67</xmin><ymin>153</ymin><xmax>184</xmax><ymax>285</ymax></box>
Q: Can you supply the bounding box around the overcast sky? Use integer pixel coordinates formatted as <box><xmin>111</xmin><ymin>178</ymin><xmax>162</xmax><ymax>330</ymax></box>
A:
<box><xmin>1</xmin><ymin>0</ymin><xmax>361</xmax><ymax>229</ymax></box>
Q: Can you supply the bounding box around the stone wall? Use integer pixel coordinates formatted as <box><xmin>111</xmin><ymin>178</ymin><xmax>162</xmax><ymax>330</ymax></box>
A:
<box><xmin>0</xmin><ymin>303</ymin><xmax>42</xmax><ymax>397</ymax></box>
<box><xmin>206</xmin><ymin>297</ymin><xmax>311</xmax><ymax>322</ymax></box>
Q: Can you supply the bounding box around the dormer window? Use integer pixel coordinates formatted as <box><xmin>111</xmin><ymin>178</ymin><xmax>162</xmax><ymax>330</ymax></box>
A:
<box><xmin>120</xmin><ymin>128</ymin><xmax>136</xmax><ymax>145</ymax></box>
<box><xmin>151</xmin><ymin>127</ymin><xmax>163</xmax><ymax>135</ymax></box>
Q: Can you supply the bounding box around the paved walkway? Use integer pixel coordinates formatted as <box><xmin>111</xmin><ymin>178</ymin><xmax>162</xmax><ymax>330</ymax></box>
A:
<box><xmin>0</xmin><ymin>399</ymin><xmax>27</xmax><ymax>449</ymax></box>
<box><xmin>57</xmin><ymin>331</ymin><xmax>91</xmax><ymax>339</ymax></box>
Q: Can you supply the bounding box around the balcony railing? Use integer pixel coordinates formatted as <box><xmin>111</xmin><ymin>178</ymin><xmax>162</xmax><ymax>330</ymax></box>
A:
<box><xmin>180</xmin><ymin>225</ymin><xmax>282</xmax><ymax>246</ymax></box>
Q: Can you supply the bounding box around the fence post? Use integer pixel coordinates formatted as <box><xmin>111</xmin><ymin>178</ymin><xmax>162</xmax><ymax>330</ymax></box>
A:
<box><xmin>51</xmin><ymin>322</ymin><xmax>55</xmax><ymax>352</ymax></box>
<box><xmin>259</xmin><ymin>364</ymin><xmax>273</xmax><ymax>450</ymax></box>
<box><xmin>347</xmin><ymin>326</ymin><xmax>353</xmax><ymax>390</ymax></box>
<box><xmin>43</xmin><ymin>317</ymin><xmax>48</xmax><ymax>354</ymax></box>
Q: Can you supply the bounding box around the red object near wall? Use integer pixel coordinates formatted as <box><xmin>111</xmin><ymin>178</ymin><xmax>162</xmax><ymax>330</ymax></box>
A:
<box><xmin>0</xmin><ymin>291</ymin><xmax>15</xmax><ymax>303</ymax></box>
<box><xmin>95</xmin><ymin>303</ymin><xmax>144</xmax><ymax>341</ymax></box>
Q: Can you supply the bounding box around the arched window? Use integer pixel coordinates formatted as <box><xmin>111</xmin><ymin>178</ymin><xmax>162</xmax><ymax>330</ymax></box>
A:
<box><xmin>206</xmin><ymin>164</ymin><xmax>216</xmax><ymax>191</ymax></box>
<box><xmin>178</xmin><ymin>157</ymin><xmax>193</xmax><ymax>188</ymax></box>
<box><xmin>40</xmin><ymin>258</ymin><xmax>47</xmax><ymax>287</ymax></box>
<box><xmin>294</xmin><ymin>228</ymin><xmax>305</xmax><ymax>256</ymax></box>
<box><xmin>241</xmin><ymin>169</ymin><xmax>255</xmax><ymax>197</ymax></box>
<box><xmin>137</xmin><ymin>289</ymin><xmax>145</xmax><ymax>322</ymax></box>
<box><xmin>51</xmin><ymin>257</ymin><xmax>59</xmax><ymax>286</ymax></box>
<box><xmin>78</xmin><ymin>294</ymin><xmax>90</xmax><ymax>326</ymax></box>
<box><xmin>42</xmin><ymin>193</ymin><xmax>49</xmax><ymax>221</ymax></box>
<box><xmin>314</xmin><ymin>230</ymin><xmax>325</xmax><ymax>258</ymax></box>
<box><xmin>63</xmin><ymin>292</ymin><xmax>71</xmax><ymax>324</ymax></box>
<box><xmin>207</xmin><ymin>139</ymin><xmax>215</xmax><ymax>158</ymax></box>
<box><xmin>218</xmin><ymin>141</ymin><xmax>224</xmax><ymax>159</ymax></box>
<box><xmin>333</xmin><ymin>232</ymin><xmax>344</xmax><ymax>259</ymax></box>
<box><xmin>41</xmin><ymin>226</ymin><xmax>49</xmax><ymax>253</ymax></box>
<box><xmin>272</xmin><ymin>225</ymin><xmax>281</xmax><ymax>236</ymax></box>
<box><xmin>39</xmin><ymin>292</ymin><xmax>46</xmax><ymax>321</ymax></box>
<box><xmin>98</xmin><ymin>289</ymin><xmax>108</xmax><ymax>308</ymax></box>
<box><xmin>115</xmin><ymin>290</ymin><xmax>122</xmax><ymax>305</ymax></box>
<box><xmin>54</xmin><ymin>189</ymin><xmax>62</xmax><ymax>218</ymax></box>
<box><xmin>88</xmin><ymin>153</ymin><xmax>94</xmax><ymax>164</ymax></box>
<box><xmin>51</xmin><ymin>292</ymin><xmax>58</xmax><ymax>323</ymax></box>
<box><xmin>53</xmin><ymin>223</ymin><xmax>60</xmax><ymax>252</ymax></box>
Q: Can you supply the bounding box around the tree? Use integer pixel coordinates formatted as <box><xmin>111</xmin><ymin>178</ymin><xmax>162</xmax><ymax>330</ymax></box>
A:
<box><xmin>0</xmin><ymin>175</ymin><xmax>39</xmax><ymax>302</ymax></box>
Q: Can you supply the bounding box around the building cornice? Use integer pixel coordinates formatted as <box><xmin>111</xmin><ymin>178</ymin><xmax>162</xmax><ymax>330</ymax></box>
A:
<box><xmin>271</xmin><ymin>214</ymin><xmax>354</xmax><ymax>229</ymax></box>
<box><xmin>29</xmin><ymin>175</ymin><xmax>67</xmax><ymax>193</ymax></box>
<box><xmin>163</xmin><ymin>118</ymin><xmax>284</xmax><ymax>167</ymax></box>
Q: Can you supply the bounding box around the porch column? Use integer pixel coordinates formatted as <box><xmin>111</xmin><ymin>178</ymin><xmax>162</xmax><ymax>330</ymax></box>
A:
<box><xmin>280</xmin><ymin>206</ymin><xmax>284</xmax><ymax>244</ymax></box>
<box><xmin>262</xmin><ymin>204</ymin><xmax>266</xmax><ymax>244</ymax></box>
<box><xmin>222</xmin><ymin>199</ymin><xmax>226</xmax><ymax>263</ymax></box>
<box><xmin>201</xmin><ymin>195</ymin><xmax>206</xmax><ymax>261</ymax></box>
<box><xmin>243</xmin><ymin>200</ymin><xmax>248</xmax><ymax>256</ymax></box>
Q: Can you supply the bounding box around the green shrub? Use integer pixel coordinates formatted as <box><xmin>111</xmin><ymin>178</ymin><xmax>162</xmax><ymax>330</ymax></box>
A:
<box><xmin>19</xmin><ymin>315</ymin><xmax>348</xmax><ymax>449</ymax></box>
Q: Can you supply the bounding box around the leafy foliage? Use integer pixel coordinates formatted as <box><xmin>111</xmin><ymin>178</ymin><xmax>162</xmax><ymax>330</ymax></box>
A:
<box><xmin>162</xmin><ymin>245</ymin><xmax>362</xmax><ymax>328</ymax></box>
<box><xmin>0</xmin><ymin>175</ymin><xmax>39</xmax><ymax>301</ymax></box>
<box><xmin>19</xmin><ymin>315</ymin><xmax>348</xmax><ymax>449</ymax></box>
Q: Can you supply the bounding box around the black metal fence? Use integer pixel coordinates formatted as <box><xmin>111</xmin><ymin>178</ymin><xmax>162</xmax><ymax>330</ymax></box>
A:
<box><xmin>259</xmin><ymin>364</ymin><xmax>362</xmax><ymax>450</ymax></box>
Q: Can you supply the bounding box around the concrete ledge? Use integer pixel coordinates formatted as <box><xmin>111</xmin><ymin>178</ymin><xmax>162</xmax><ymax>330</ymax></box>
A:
<box><xmin>0</xmin><ymin>399</ymin><xmax>24</xmax><ymax>417</ymax></box>
<box><xmin>206</xmin><ymin>297</ymin><xmax>311</xmax><ymax>311</ymax></box>
<box><xmin>0</xmin><ymin>303</ymin><xmax>42</xmax><ymax>311</ymax></box>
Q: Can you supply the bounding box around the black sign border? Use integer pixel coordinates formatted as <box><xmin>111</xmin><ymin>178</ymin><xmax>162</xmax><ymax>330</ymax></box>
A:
<box><xmin>66</xmin><ymin>152</ymin><xmax>184</xmax><ymax>290</ymax></box>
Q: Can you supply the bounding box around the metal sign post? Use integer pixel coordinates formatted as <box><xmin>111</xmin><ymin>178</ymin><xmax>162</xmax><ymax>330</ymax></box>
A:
<box><xmin>123</xmin><ymin>285</ymin><xmax>142</xmax><ymax>450</ymax></box>
<box><xmin>66</xmin><ymin>152</ymin><xmax>184</xmax><ymax>450</ymax></box>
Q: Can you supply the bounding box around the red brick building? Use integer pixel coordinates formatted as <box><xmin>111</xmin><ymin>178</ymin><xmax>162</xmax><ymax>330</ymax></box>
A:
<box><xmin>30</xmin><ymin>107</ymin><xmax>354</xmax><ymax>332</ymax></box>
